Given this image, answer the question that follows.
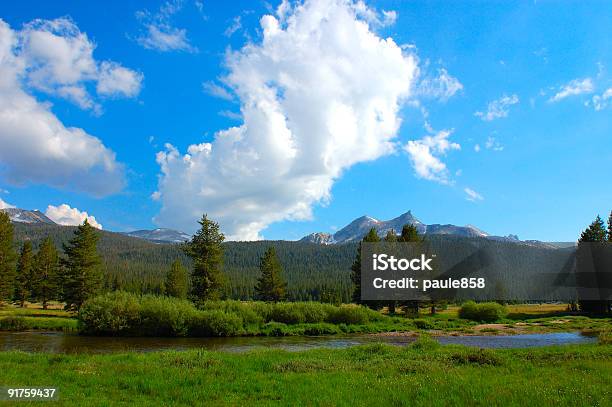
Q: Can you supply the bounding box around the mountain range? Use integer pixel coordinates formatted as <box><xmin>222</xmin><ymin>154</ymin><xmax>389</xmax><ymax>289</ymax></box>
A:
<box><xmin>299</xmin><ymin>210</ymin><xmax>566</xmax><ymax>248</ymax></box>
<box><xmin>2</xmin><ymin>207</ymin><xmax>571</xmax><ymax>247</ymax></box>
<box><xmin>122</xmin><ymin>228</ymin><xmax>191</xmax><ymax>243</ymax></box>
<box><xmin>0</xmin><ymin>207</ymin><xmax>56</xmax><ymax>224</ymax></box>
<box><xmin>1</xmin><ymin>207</ymin><xmax>189</xmax><ymax>244</ymax></box>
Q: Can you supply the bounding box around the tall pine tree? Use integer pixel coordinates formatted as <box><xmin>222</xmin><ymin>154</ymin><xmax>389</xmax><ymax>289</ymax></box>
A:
<box><xmin>166</xmin><ymin>260</ymin><xmax>188</xmax><ymax>299</ymax></box>
<box><xmin>579</xmin><ymin>215</ymin><xmax>606</xmax><ymax>242</ymax></box>
<box><xmin>255</xmin><ymin>247</ymin><xmax>287</xmax><ymax>302</ymax></box>
<box><xmin>62</xmin><ymin>220</ymin><xmax>103</xmax><ymax>310</ymax></box>
<box><xmin>350</xmin><ymin>228</ymin><xmax>380</xmax><ymax>304</ymax></box>
<box><xmin>398</xmin><ymin>224</ymin><xmax>421</xmax><ymax>242</ymax></box>
<box><xmin>32</xmin><ymin>238</ymin><xmax>60</xmax><ymax>310</ymax></box>
<box><xmin>184</xmin><ymin>214</ymin><xmax>225</xmax><ymax>302</ymax></box>
<box><xmin>578</xmin><ymin>215</ymin><xmax>610</xmax><ymax>314</ymax></box>
<box><xmin>15</xmin><ymin>241</ymin><xmax>34</xmax><ymax>307</ymax></box>
<box><xmin>398</xmin><ymin>223</ymin><xmax>423</xmax><ymax>315</ymax></box>
<box><xmin>0</xmin><ymin>211</ymin><xmax>16</xmax><ymax>303</ymax></box>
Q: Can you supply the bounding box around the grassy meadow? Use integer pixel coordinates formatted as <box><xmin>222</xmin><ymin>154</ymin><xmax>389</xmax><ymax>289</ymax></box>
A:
<box><xmin>0</xmin><ymin>338</ymin><xmax>610</xmax><ymax>406</ymax></box>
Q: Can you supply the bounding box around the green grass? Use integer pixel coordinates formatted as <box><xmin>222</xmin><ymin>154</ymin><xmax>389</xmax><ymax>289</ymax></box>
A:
<box><xmin>0</xmin><ymin>305</ymin><xmax>77</xmax><ymax>332</ymax></box>
<box><xmin>0</xmin><ymin>341</ymin><xmax>610</xmax><ymax>406</ymax></box>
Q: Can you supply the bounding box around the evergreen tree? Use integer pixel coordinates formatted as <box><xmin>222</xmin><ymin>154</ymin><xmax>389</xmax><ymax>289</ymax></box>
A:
<box><xmin>184</xmin><ymin>214</ymin><xmax>225</xmax><ymax>302</ymax></box>
<box><xmin>398</xmin><ymin>224</ymin><xmax>421</xmax><ymax>242</ymax></box>
<box><xmin>62</xmin><ymin>220</ymin><xmax>103</xmax><ymax>310</ymax></box>
<box><xmin>398</xmin><ymin>223</ymin><xmax>423</xmax><ymax>315</ymax></box>
<box><xmin>384</xmin><ymin>229</ymin><xmax>398</xmax><ymax>242</ymax></box>
<box><xmin>15</xmin><ymin>241</ymin><xmax>34</xmax><ymax>307</ymax></box>
<box><xmin>350</xmin><ymin>228</ymin><xmax>380</xmax><ymax>304</ymax></box>
<box><xmin>165</xmin><ymin>260</ymin><xmax>188</xmax><ymax>299</ymax></box>
<box><xmin>607</xmin><ymin>210</ymin><xmax>612</xmax><ymax>242</ymax></box>
<box><xmin>578</xmin><ymin>215</ymin><xmax>610</xmax><ymax>314</ymax></box>
<box><xmin>383</xmin><ymin>229</ymin><xmax>398</xmax><ymax>313</ymax></box>
<box><xmin>579</xmin><ymin>215</ymin><xmax>606</xmax><ymax>242</ymax></box>
<box><xmin>0</xmin><ymin>211</ymin><xmax>16</xmax><ymax>303</ymax></box>
<box><xmin>255</xmin><ymin>247</ymin><xmax>287</xmax><ymax>302</ymax></box>
<box><xmin>32</xmin><ymin>238</ymin><xmax>60</xmax><ymax>310</ymax></box>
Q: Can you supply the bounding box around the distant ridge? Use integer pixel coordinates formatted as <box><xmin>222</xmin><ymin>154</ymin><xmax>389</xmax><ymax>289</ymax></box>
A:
<box><xmin>299</xmin><ymin>210</ymin><xmax>553</xmax><ymax>248</ymax></box>
<box><xmin>0</xmin><ymin>207</ymin><xmax>56</xmax><ymax>225</ymax></box>
<box><xmin>123</xmin><ymin>228</ymin><xmax>191</xmax><ymax>244</ymax></box>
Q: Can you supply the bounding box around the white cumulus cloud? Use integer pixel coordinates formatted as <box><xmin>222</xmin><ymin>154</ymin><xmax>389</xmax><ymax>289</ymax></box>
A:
<box><xmin>548</xmin><ymin>78</ymin><xmax>594</xmax><ymax>102</ymax></box>
<box><xmin>154</xmin><ymin>0</ymin><xmax>419</xmax><ymax>240</ymax></box>
<box><xmin>404</xmin><ymin>129</ymin><xmax>460</xmax><ymax>184</ymax></box>
<box><xmin>45</xmin><ymin>204</ymin><xmax>102</xmax><ymax>229</ymax></box>
<box><xmin>475</xmin><ymin>94</ymin><xmax>519</xmax><ymax>121</ymax></box>
<box><xmin>0</xmin><ymin>18</ymin><xmax>129</xmax><ymax>196</ymax></box>
<box><xmin>464</xmin><ymin>187</ymin><xmax>483</xmax><ymax>202</ymax></box>
<box><xmin>17</xmin><ymin>17</ymin><xmax>142</xmax><ymax>109</ymax></box>
<box><xmin>97</xmin><ymin>61</ymin><xmax>143</xmax><ymax>97</ymax></box>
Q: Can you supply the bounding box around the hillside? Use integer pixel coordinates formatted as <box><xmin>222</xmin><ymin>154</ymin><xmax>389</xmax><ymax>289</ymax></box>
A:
<box><xmin>12</xmin><ymin>223</ymin><xmax>357</xmax><ymax>302</ymax></box>
<box><xmin>11</xmin><ymin>222</ymin><xmax>576</xmax><ymax>302</ymax></box>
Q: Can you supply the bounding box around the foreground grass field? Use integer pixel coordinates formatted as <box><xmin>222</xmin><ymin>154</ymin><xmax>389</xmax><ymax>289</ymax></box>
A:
<box><xmin>0</xmin><ymin>340</ymin><xmax>610</xmax><ymax>406</ymax></box>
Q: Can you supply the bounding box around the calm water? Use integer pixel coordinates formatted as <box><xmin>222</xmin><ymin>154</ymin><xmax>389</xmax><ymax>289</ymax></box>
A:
<box><xmin>0</xmin><ymin>331</ymin><xmax>595</xmax><ymax>354</ymax></box>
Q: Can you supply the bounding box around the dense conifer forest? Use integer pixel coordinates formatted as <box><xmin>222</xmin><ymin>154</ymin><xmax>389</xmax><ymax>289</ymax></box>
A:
<box><xmin>12</xmin><ymin>223</ymin><xmax>357</xmax><ymax>302</ymax></box>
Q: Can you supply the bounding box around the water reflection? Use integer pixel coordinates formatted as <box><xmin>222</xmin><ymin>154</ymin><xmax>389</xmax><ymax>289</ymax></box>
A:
<box><xmin>0</xmin><ymin>331</ymin><xmax>595</xmax><ymax>354</ymax></box>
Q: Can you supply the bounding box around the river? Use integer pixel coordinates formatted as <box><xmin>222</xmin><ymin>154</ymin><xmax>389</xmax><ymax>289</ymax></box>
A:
<box><xmin>0</xmin><ymin>331</ymin><xmax>596</xmax><ymax>354</ymax></box>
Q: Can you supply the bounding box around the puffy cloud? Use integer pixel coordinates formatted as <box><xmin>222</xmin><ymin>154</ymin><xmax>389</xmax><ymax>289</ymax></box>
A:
<box><xmin>548</xmin><ymin>78</ymin><xmax>594</xmax><ymax>102</ymax></box>
<box><xmin>154</xmin><ymin>0</ymin><xmax>418</xmax><ymax>240</ymax></box>
<box><xmin>464</xmin><ymin>187</ymin><xmax>483</xmax><ymax>202</ymax></box>
<box><xmin>97</xmin><ymin>61</ymin><xmax>143</xmax><ymax>97</ymax></box>
<box><xmin>591</xmin><ymin>87</ymin><xmax>612</xmax><ymax>111</ymax></box>
<box><xmin>0</xmin><ymin>18</ymin><xmax>127</xmax><ymax>196</ymax></box>
<box><xmin>45</xmin><ymin>204</ymin><xmax>102</xmax><ymax>229</ymax></box>
<box><xmin>475</xmin><ymin>94</ymin><xmax>519</xmax><ymax>121</ymax></box>
<box><xmin>416</xmin><ymin>68</ymin><xmax>463</xmax><ymax>102</ymax></box>
<box><xmin>135</xmin><ymin>1</ymin><xmax>197</xmax><ymax>53</ymax></box>
<box><xmin>17</xmin><ymin>17</ymin><xmax>142</xmax><ymax>109</ymax></box>
<box><xmin>0</xmin><ymin>197</ymin><xmax>15</xmax><ymax>209</ymax></box>
<box><xmin>474</xmin><ymin>144</ymin><xmax>481</xmax><ymax>152</ymax></box>
<box><xmin>404</xmin><ymin>129</ymin><xmax>460</xmax><ymax>184</ymax></box>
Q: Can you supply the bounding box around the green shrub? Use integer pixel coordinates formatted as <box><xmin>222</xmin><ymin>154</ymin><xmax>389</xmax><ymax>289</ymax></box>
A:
<box><xmin>458</xmin><ymin>301</ymin><xmax>507</xmax><ymax>322</ymax></box>
<box><xmin>79</xmin><ymin>291</ymin><xmax>142</xmax><ymax>335</ymax></box>
<box><xmin>189</xmin><ymin>311</ymin><xmax>244</xmax><ymax>336</ymax></box>
<box><xmin>79</xmin><ymin>293</ymin><xmax>391</xmax><ymax>337</ymax></box>
<box><xmin>327</xmin><ymin>305</ymin><xmax>381</xmax><ymax>325</ymax></box>
<box><xmin>409</xmin><ymin>335</ymin><xmax>440</xmax><ymax>351</ymax></box>
<box><xmin>413</xmin><ymin>319</ymin><xmax>434</xmax><ymax>330</ymax></box>
<box><xmin>0</xmin><ymin>316</ymin><xmax>28</xmax><ymax>331</ymax></box>
<box><xmin>199</xmin><ymin>300</ymin><xmax>262</xmax><ymax>326</ymax></box>
<box><xmin>302</xmin><ymin>323</ymin><xmax>342</xmax><ymax>335</ymax></box>
<box><xmin>139</xmin><ymin>295</ymin><xmax>197</xmax><ymax>336</ymax></box>
<box><xmin>261</xmin><ymin>321</ymin><xmax>290</xmax><ymax>336</ymax></box>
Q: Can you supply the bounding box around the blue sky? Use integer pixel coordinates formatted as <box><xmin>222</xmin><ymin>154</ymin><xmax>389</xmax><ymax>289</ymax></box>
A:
<box><xmin>0</xmin><ymin>0</ymin><xmax>611</xmax><ymax>242</ymax></box>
